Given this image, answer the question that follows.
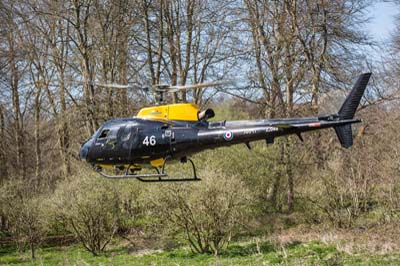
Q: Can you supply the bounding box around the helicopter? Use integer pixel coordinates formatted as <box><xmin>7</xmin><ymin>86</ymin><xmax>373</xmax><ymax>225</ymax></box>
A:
<box><xmin>79</xmin><ymin>73</ymin><xmax>371</xmax><ymax>182</ymax></box>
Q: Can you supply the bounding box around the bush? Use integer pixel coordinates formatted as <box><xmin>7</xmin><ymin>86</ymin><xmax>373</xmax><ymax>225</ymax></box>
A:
<box><xmin>154</xmin><ymin>169</ymin><xmax>251</xmax><ymax>255</ymax></box>
<box><xmin>51</xmin><ymin>171</ymin><xmax>121</xmax><ymax>255</ymax></box>
<box><xmin>0</xmin><ymin>180</ymin><xmax>48</xmax><ymax>259</ymax></box>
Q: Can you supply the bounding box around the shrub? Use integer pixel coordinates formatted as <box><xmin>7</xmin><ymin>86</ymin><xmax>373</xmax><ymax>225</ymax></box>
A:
<box><xmin>51</xmin><ymin>171</ymin><xmax>121</xmax><ymax>255</ymax></box>
<box><xmin>155</xmin><ymin>170</ymin><xmax>251</xmax><ymax>255</ymax></box>
<box><xmin>0</xmin><ymin>180</ymin><xmax>47</xmax><ymax>259</ymax></box>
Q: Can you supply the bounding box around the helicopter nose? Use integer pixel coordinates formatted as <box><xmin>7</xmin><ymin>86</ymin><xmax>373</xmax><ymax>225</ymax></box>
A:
<box><xmin>79</xmin><ymin>141</ymin><xmax>90</xmax><ymax>162</ymax></box>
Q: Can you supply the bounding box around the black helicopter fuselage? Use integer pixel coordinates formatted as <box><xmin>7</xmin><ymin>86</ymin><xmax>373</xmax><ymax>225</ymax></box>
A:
<box><xmin>79</xmin><ymin>115</ymin><xmax>359</xmax><ymax>167</ymax></box>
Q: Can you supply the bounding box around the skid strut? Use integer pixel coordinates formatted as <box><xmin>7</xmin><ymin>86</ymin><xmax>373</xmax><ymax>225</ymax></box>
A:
<box><xmin>96</xmin><ymin>156</ymin><xmax>200</xmax><ymax>182</ymax></box>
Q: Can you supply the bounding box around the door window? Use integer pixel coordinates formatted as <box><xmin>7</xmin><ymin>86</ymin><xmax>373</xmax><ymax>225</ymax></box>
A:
<box><xmin>120</xmin><ymin>126</ymin><xmax>132</xmax><ymax>142</ymax></box>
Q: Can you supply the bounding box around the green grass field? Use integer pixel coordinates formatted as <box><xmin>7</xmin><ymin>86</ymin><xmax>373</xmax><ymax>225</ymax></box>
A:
<box><xmin>1</xmin><ymin>240</ymin><xmax>400</xmax><ymax>266</ymax></box>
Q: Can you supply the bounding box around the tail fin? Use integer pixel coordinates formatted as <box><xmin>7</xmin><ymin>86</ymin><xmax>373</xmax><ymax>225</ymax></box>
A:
<box><xmin>335</xmin><ymin>73</ymin><xmax>371</xmax><ymax>148</ymax></box>
<box><xmin>338</xmin><ymin>73</ymin><xmax>371</xmax><ymax>119</ymax></box>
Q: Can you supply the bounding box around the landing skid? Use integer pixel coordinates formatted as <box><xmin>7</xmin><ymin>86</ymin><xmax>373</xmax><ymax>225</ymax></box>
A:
<box><xmin>96</xmin><ymin>156</ymin><xmax>200</xmax><ymax>182</ymax></box>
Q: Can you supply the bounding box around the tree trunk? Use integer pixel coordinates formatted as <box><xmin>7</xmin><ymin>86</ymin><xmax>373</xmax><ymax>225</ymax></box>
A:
<box><xmin>49</xmin><ymin>17</ymin><xmax>71</xmax><ymax>176</ymax></box>
<box><xmin>285</xmin><ymin>139</ymin><xmax>294</xmax><ymax>213</ymax></box>
<box><xmin>117</xmin><ymin>20</ymin><xmax>129</xmax><ymax>116</ymax></box>
<box><xmin>82</xmin><ymin>57</ymin><xmax>98</xmax><ymax>135</ymax></box>
<box><xmin>8</xmin><ymin>33</ymin><xmax>25</xmax><ymax>179</ymax></box>
<box><xmin>34</xmin><ymin>85</ymin><xmax>42</xmax><ymax>181</ymax></box>
<box><xmin>143</xmin><ymin>0</ymin><xmax>156</xmax><ymax>85</ymax></box>
<box><xmin>286</xmin><ymin>73</ymin><xmax>295</xmax><ymax>213</ymax></box>
<box><xmin>30</xmin><ymin>242</ymin><xmax>35</xmax><ymax>259</ymax></box>
<box><xmin>0</xmin><ymin>104</ymin><xmax>7</xmax><ymax>179</ymax></box>
<box><xmin>165</xmin><ymin>1</ymin><xmax>178</xmax><ymax>102</ymax></box>
<box><xmin>58</xmin><ymin>72</ymin><xmax>71</xmax><ymax>176</ymax></box>
<box><xmin>73</xmin><ymin>1</ymin><xmax>98</xmax><ymax>135</ymax></box>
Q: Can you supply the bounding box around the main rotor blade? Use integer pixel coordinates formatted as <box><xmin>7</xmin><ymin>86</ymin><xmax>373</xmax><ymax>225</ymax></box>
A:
<box><xmin>95</xmin><ymin>83</ymin><xmax>145</xmax><ymax>89</ymax></box>
<box><xmin>162</xmin><ymin>81</ymin><xmax>230</xmax><ymax>93</ymax></box>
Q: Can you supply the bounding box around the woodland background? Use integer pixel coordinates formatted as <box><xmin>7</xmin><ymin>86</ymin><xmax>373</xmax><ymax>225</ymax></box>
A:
<box><xmin>1</xmin><ymin>0</ymin><xmax>400</xmax><ymax>264</ymax></box>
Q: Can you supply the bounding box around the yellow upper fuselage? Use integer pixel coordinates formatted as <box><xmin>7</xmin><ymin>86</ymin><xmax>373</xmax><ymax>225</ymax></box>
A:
<box><xmin>136</xmin><ymin>103</ymin><xmax>199</xmax><ymax>121</ymax></box>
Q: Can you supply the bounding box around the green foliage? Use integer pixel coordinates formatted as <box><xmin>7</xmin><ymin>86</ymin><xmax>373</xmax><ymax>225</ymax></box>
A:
<box><xmin>2</xmin><ymin>239</ymin><xmax>400</xmax><ymax>266</ymax></box>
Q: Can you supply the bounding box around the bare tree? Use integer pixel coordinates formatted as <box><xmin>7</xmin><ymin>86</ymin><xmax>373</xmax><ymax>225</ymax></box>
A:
<box><xmin>70</xmin><ymin>0</ymin><xmax>98</xmax><ymax>135</ymax></box>
<box><xmin>140</xmin><ymin>0</ymin><xmax>236</xmax><ymax>105</ymax></box>
<box><xmin>47</xmin><ymin>1</ymin><xmax>72</xmax><ymax>175</ymax></box>
<box><xmin>7</xmin><ymin>28</ymin><xmax>26</xmax><ymax>179</ymax></box>
<box><xmin>25</xmin><ymin>22</ymin><xmax>50</xmax><ymax>181</ymax></box>
<box><xmin>94</xmin><ymin>0</ymin><xmax>132</xmax><ymax>117</ymax></box>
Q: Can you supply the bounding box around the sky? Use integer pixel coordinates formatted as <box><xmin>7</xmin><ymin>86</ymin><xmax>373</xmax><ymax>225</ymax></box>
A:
<box><xmin>368</xmin><ymin>1</ymin><xmax>398</xmax><ymax>42</ymax></box>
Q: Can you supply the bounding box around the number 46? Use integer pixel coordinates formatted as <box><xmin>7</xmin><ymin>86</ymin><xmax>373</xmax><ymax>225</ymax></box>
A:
<box><xmin>143</xmin><ymin>135</ymin><xmax>156</xmax><ymax>146</ymax></box>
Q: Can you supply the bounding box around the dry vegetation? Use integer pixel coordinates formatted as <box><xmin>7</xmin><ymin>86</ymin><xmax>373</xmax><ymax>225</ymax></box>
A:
<box><xmin>1</xmin><ymin>0</ymin><xmax>400</xmax><ymax>263</ymax></box>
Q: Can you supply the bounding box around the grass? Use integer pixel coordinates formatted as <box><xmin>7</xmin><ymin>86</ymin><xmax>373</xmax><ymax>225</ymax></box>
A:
<box><xmin>1</xmin><ymin>240</ymin><xmax>400</xmax><ymax>266</ymax></box>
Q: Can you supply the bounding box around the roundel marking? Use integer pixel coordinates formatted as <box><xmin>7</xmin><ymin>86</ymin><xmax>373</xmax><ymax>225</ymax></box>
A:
<box><xmin>223</xmin><ymin>130</ymin><xmax>233</xmax><ymax>141</ymax></box>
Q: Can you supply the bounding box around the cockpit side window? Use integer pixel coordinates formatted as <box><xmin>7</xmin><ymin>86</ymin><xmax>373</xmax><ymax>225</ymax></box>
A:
<box><xmin>98</xmin><ymin>129</ymin><xmax>110</xmax><ymax>139</ymax></box>
<box><xmin>97</xmin><ymin>126</ymin><xmax>118</xmax><ymax>140</ymax></box>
